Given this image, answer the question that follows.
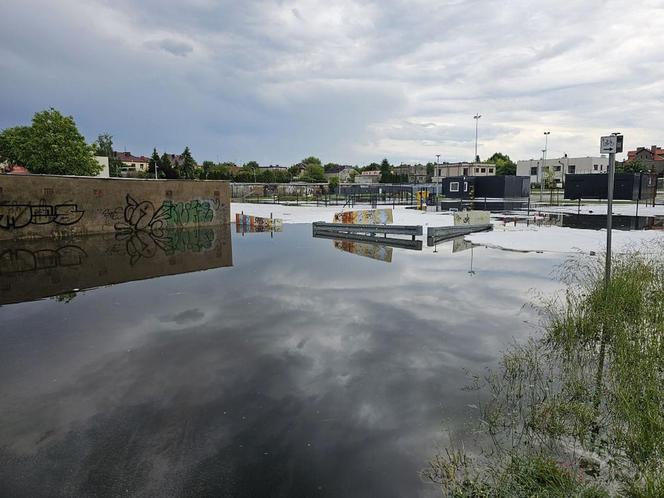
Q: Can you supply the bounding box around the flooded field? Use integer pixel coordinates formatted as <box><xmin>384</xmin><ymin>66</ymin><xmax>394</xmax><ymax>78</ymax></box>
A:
<box><xmin>0</xmin><ymin>224</ymin><xmax>568</xmax><ymax>497</ymax></box>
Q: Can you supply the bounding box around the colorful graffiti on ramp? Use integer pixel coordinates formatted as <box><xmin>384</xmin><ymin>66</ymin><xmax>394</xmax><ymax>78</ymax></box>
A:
<box><xmin>332</xmin><ymin>208</ymin><xmax>393</xmax><ymax>225</ymax></box>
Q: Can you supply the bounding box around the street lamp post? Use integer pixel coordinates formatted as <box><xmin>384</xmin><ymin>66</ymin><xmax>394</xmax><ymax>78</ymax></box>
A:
<box><xmin>473</xmin><ymin>114</ymin><xmax>482</xmax><ymax>162</ymax></box>
<box><xmin>540</xmin><ymin>131</ymin><xmax>550</xmax><ymax>201</ymax></box>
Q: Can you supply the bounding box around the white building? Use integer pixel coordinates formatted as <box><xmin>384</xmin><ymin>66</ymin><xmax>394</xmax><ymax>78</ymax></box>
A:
<box><xmin>516</xmin><ymin>156</ymin><xmax>609</xmax><ymax>187</ymax></box>
<box><xmin>432</xmin><ymin>162</ymin><xmax>496</xmax><ymax>183</ymax></box>
<box><xmin>94</xmin><ymin>156</ymin><xmax>109</xmax><ymax>178</ymax></box>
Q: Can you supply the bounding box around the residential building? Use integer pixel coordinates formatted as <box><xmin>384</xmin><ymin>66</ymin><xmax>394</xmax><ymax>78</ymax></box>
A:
<box><xmin>112</xmin><ymin>151</ymin><xmax>150</xmax><ymax>173</ymax></box>
<box><xmin>95</xmin><ymin>156</ymin><xmax>109</xmax><ymax>178</ymax></box>
<box><xmin>354</xmin><ymin>170</ymin><xmax>381</xmax><ymax>184</ymax></box>
<box><xmin>164</xmin><ymin>153</ymin><xmax>191</xmax><ymax>169</ymax></box>
<box><xmin>324</xmin><ymin>165</ymin><xmax>357</xmax><ymax>182</ymax></box>
<box><xmin>290</xmin><ymin>163</ymin><xmax>308</xmax><ymax>178</ymax></box>
<box><xmin>258</xmin><ymin>164</ymin><xmax>288</xmax><ymax>172</ymax></box>
<box><xmin>626</xmin><ymin>145</ymin><xmax>664</xmax><ymax>174</ymax></box>
<box><xmin>432</xmin><ymin>162</ymin><xmax>496</xmax><ymax>183</ymax></box>
<box><xmin>516</xmin><ymin>156</ymin><xmax>609</xmax><ymax>186</ymax></box>
<box><xmin>0</xmin><ymin>163</ymin><xmax>29</xmax><ymax>175</ymax></box>
<box><xmin>393</xmin><ymin>164</ymin><xmax>427</xmax><ymax>183</ymax></box>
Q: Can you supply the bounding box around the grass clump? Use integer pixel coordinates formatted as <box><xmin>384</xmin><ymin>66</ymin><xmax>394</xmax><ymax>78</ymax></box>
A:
<box><xmin>428</xmin><ymin>249</ymin><xmax>664</xmax><ymax>497</ymax></box>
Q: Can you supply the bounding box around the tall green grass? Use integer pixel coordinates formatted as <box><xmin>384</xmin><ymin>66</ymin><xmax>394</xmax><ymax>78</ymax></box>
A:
<box><xmin>427</xmin><ymin>248</ymin><xmax>664</xmax><ymax>497</ymax></box>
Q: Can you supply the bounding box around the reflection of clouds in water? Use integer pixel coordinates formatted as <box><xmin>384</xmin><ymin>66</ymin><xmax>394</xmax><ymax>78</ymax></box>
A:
<box><xmin>0</xmin><ymin>226</ymin><xmax>566</xmax><ymax>497</ymax></box>
<box><xmin>159</xmin><ymin>308</ymin><xmax>205</xmax><ymax>325</ymax></box>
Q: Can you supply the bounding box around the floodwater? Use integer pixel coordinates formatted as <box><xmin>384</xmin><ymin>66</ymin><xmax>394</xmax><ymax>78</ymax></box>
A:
<box><xmin>0</xmin><ymin>225</ymin><xmax>568</xmax><ymax>497</ymax></box>
<box><xmin>495</xmin><ymin>212</ymin><xmax>662</xmax><ymax>231</ymax></box>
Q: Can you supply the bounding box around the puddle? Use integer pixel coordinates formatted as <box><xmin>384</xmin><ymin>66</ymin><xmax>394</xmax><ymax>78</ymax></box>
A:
<box><xmin>494</xmin><ymin>212</ymin><xmax>663</xmax><ymax>231</ymax></box>
<box><xmin>0</xmin><ymin>224</ymin><xmax>568</xmax><ymax>496</ymax></box>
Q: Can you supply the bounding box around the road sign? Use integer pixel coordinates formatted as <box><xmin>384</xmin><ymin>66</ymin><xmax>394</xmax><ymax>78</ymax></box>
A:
<box><xmin>600</xmin><ymin>135</ymin><xmax>617</xmax><ymax>154</ymax></box>
<box><xmin>600</xmin><ymin>135</ymin><xmax>624</xmax><ymax>154</ymax></box>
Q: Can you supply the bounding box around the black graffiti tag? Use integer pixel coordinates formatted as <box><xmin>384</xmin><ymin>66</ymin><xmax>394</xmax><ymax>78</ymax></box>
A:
<box><xmin>0</xmin><ymin>202</ymin><xmax>85</xmax><ymax>230</ymax></box>
<box><xmin>114</xmin><ymin>194</ymin><xmax>166</xmax><ymax>233</ymax></box>
<box><xmin>0</xmin><ymin>246</ymin><xmax>87</xmax><ymax>274</ymax></box>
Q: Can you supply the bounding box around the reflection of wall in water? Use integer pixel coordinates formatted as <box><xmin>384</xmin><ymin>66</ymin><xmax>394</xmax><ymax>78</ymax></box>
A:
<box><xmin>0</xmin><ymin>226</ymin><xmax>233</xmax><ymax>305</ymax></box>
<box><xmin>333</xmin><ymin>239</ymin><xmax>393</xmax><ymax>263</ymax></box>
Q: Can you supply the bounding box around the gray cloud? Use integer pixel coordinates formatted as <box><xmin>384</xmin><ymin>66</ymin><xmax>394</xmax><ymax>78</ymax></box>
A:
<box><xmin>0</xmin><ymin>0</ymin><xmax>662</xmax><ymax>165</ymax></box>
<box><xmin>146</xmin><ymin>38</ymin><xmax>194</xmax><ymax>57</ymax></box>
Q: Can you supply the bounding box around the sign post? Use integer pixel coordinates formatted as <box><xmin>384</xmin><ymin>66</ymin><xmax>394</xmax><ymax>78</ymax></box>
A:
<box><xmin>600</xmin><ymin>134</ymin><xmax>623</xmax><ymax>283</ymax></box>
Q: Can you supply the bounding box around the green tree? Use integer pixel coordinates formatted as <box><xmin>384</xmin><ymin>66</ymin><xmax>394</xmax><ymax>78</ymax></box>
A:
<box><xmin>0</xmin><ymin>108</ymin><xmax>101</xmax><ymax>176</ymax></box>
<box><xmin>180</xmin><ymin>146</ymin><xmax>196</xmax><ymax>179</ymax></box>
<box><xmin>328</xmin><ymin>175</ymin><xmax>339</xmax><ymax>192</ymax></box>
<box><xmin>426</xmin><ymin>162</ymin><xmax>435</xmax><ymax>181</ymax></box>
<box><xmin>377</xmin><ymin>159</ymin><xmax>394</xmax><ymax>183</ymax></box>
<box><xmin>288</xmin><ymin>165</ymin><xmax>301</xmax><ymax>178</ymax></box>
<box><xmin>234</xmin><ymin>170</ymin><xmax>255</xmax><ymax>182</ymax></box>
<box><xmin>273</xmin><ymin>170</ymin><xmax>290</xmax><ymax>183</ymax></box>
<box><xmin>258</xmin><ymin>168</ymin><xmax>275</xmax><ymax>183</ymax></box>
<box><xmin>94</xmin><ymin>132</ymin><xmax>113</xmax><ymax>157</ymax></box>
<box><xmin>324</xmin><ymin>162</ymin><xmax>340</xmax><ymax>173</ymax></box>
<box><xmin>201</xmin><ymin>160</ymin><xmax>215</xmax><ymax>180</ymax></box>
<box><xmin>160</xmin><ymin>152</ymin><xmax>178</xmax><ymax>179</ymax></box>
<box><xmin>207</xmin><ymin>164</ymin><xmax>232</xmax><ymax>180</ymax></box>
<box><xmin>617</xmin><ymin>159</ymin><xmax>649</xmax><ymax>173</ymax></box>
<box><xmin>487</xmin><ymin>152</ymin><xmax>517</xmax><ymax>175</ymax></box>
<box><xmin>0</xmin><ymin>126</ymin><xmax>31</xmax><ymax>166</ymax></box>
<box><xmin>300</xmin><ymin>164</ymin><xmax>325</xmax><ymax>182</ymax></box>
<box><xmin>301</xmin><ymin>156</ymin><xmax>322</xmax><ymax>168</ymax></box>
<box><xmin>243</xmin><ymin>160</ymin><xmax>259</xmax><ymax>170</ymax></box>
<box><xmin>94</xmin><ymin>133</ymin><xmax>124</xmax><ymax>177</ymax></box>
<box><xmin>147</xmin><ymin>148</ymin><xmax>161</xmax><ymax>177</ymax></box>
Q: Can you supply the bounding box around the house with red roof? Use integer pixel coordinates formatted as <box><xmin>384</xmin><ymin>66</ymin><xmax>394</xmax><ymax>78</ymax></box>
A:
<box><xmin>112</xmin><ymin>151</ymin><xmax>150</xmax><ymax>173</ymax></box>
<box><xmin>627</xmin><ymin>145</ymin><xmax>664</xmax><ymax>174</ymax></box>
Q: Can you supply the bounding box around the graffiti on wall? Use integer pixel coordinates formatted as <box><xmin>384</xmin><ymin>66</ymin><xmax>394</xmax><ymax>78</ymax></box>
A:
<box><xmin>0</xmin><ymin>246</ymin><xmax>87</xmax><ymax>274</ymax></box>
<box><xmin>0</xmin><ymin>202</ymin><xmax>85</xmax><ymax>230</ymax></box>
<box><xmin>114</xmin><ymin>195</ymin><xmax>167</xmax><ymax>233</ymax></box>
<box><xmin>113</xmin><ymin>195</ymin><xmax>216</xmax><ymax>234</ymax></box>
<box><xmin>333</xmin><ymin>208</ymin><xmax>393</xmax><ymax>225</ymax></box>
<box><xmin>235</xmin><ymin>213</ymin><xmax>283</xmax><ymax>231</ymax></box>
<box><xmin>163</xmin><ymin>200</ymin><xmax>215</xmax><ymax>227</ymax></box>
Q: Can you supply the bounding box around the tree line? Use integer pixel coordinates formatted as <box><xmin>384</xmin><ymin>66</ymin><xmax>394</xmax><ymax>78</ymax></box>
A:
<box><xmin>1</xmin><ymin>108</ymin><xmax>653</xmax><ymax>181</ymax></box>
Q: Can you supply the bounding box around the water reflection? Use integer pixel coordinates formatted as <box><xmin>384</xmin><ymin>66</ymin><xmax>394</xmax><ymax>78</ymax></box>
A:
<box><xmin>0</xmin><ymin>225</ymin><xmax>566</xmax><ymax>497</ymax></box>
<box><xmin>334</xmin><ymin>239</ymin><xmax>394</xmax><ymax>262</ymax></box>
<box><xmin>0</xmin><ymin>226</ymin><xmax>232</xmax><ymax>305</ymax></box>
<box><xmin>496</xmin><ymin>212</ymin><xmax>663</xmax><ymax>231</ymax></box>
<box><xmin>313</xmin><ymin>228</ymin><xmax>422</xmax><ymax>263</ymax></box>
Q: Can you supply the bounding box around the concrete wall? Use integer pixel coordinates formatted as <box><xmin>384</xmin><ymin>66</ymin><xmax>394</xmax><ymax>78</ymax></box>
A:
<box><xmin>0</xmin><ymin>175</ymin><xmax>230</xmax><ymax>240</ymax></box>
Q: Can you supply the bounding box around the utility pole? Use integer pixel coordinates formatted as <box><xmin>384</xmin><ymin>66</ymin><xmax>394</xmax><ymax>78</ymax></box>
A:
<box><xmin>473</xmin><ymin>114</ymin><xmax>482</xmax><ymax>162</ymax></box>
<box><xmin>541</xmin><ymin>131</ymin><xmax>550</xmax><ymax>202</ymax></box>
<box><xmin>600</xmin><ymin>133</ymin><xmax>623</xmax><ymax>283</ymax></box>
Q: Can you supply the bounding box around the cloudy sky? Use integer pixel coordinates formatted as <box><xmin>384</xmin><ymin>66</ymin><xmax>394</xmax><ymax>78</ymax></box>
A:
<box><xmin>1</xmin><ymin>0</ymin><xmax>662</xmax><ymax>166</ymax></box>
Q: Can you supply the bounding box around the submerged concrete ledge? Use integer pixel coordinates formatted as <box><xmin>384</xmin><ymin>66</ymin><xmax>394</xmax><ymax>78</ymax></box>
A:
<box><xmin>0</xmin><ymin>175</ymin><xmax>231</xmax><ymax>241</ymax></box>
